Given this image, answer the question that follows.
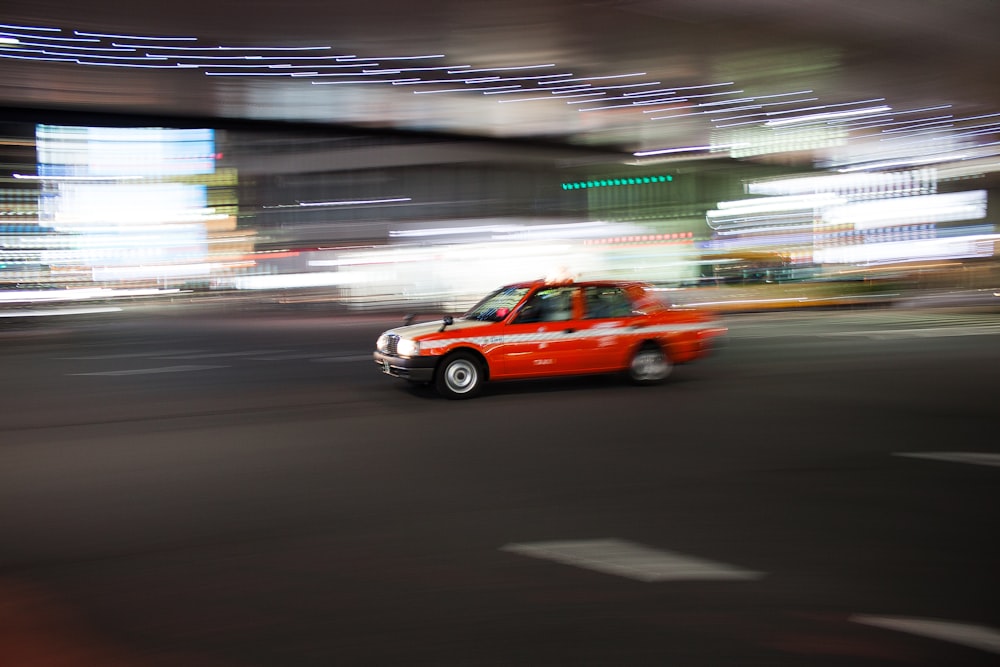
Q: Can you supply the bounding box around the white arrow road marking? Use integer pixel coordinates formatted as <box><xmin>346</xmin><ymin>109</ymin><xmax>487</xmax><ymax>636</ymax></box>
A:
<box><xmin>69</xmin><ymin>364</ymin><xmax>228</xmax><ymax>376</ymax></box>
<box><xmin>501</xmin><ymin>538</ymin><xmax>765</xmax><ymax>582</ymax></box>
<box><xmin>852</xmin><ymin>615</ymin><xmax>1000</xmax><ymax>655</ymax></box>
<box><xmin>895</xmin><ymin>452</ymin><xmax>1000</xmax><ymax>468</ymax></box>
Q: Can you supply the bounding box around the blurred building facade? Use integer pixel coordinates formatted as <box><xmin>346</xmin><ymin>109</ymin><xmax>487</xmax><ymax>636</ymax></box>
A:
<box><xmin>2</xmin><ymin>115</ymin><xmax>998</xmax><ymax>310</ymax></box>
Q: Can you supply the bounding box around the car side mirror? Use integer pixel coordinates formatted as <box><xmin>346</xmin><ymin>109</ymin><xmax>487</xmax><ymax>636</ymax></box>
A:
<box><xmin>439</xmin><ymin>315</ymin><xmax>454</xmax><ymax>332</ymax></box>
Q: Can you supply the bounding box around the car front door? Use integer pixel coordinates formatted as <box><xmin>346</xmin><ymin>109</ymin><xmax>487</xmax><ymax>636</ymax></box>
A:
<box><xmin>500</xmin><ymin>286</ymin><xmax>586</xmax><ymax>378</ymax></box>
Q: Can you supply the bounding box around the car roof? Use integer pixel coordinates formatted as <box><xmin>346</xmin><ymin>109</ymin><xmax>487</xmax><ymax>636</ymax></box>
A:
<box><xmin>504</xmin><ymin>279</ymin><xmax>650</xmax><ymax>289</ymax></box>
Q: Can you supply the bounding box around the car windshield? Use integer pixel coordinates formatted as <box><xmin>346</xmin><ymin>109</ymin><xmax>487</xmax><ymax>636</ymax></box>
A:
<box><xmin>463</xmin><ymin>286</ymin><xmax>531</xmax><ymax>322</ymax></box>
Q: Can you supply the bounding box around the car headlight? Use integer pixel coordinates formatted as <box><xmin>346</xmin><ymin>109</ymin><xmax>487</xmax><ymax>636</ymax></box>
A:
<box><xmin>376</xmin><ymin>333</ymin><xmax>390</xmax><ymax>352</ymax></box>
<box><xmin>396</xmin><ymin>338</ymin><xmax>420</xmax><ymax>357</ymax></box>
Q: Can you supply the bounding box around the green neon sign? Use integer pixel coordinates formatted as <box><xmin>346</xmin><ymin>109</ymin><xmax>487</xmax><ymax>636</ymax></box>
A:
<box><xmin>562</xmin><ymin>175</ymin><xmax>673</xmax><ymax>190</ymax></box>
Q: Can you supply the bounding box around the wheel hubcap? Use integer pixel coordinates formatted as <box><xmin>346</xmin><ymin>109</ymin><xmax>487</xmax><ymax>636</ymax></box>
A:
<box><xmin>446</xmin><ymin>360</ymin><xmax>477</xmax><ymax>392</ymax></box>
<box><xmin>633</xmin><ymin>350</ymin><xmax>669</xmax><ymax>381</ymax></box>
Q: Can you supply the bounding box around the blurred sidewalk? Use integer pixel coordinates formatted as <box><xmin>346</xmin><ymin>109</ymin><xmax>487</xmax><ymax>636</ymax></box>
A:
<box><xmin>665</xmin><ymin>283</ymin><xmax>896</xmax><ymax>312</ymax></box>
<box><xmin>2</xmin><ymin>284</ymin><xmax>999</xmax><ymax>339</ymax></box>
<box><xmin>666</xmin><ymin>284</ymin><xmax>1000</xmax><ymax>313</ymax></box>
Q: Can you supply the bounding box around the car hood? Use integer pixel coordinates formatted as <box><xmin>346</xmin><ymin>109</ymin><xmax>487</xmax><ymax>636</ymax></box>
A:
<box><xmin>386</xmin><ymin>318</ymin><xmax>494</xmax><ymax>339</ymax></box>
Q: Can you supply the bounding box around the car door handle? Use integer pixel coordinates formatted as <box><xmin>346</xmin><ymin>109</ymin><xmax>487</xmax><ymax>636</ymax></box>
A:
<box><xmin>564</xmin><ymin>328</ymin><xmax>575</xmax><ymax>334</ymax></box>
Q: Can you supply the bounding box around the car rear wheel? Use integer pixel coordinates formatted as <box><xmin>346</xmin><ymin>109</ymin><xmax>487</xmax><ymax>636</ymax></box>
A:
<box><xmin>436</xmin><ymin>351</ymin><xmax>484</xmax><ymax>399</ymax></box>
<box><xmin>628</xmin><ymin>343</ymin><xmax>672</xmax><ymax>385</ymax></box>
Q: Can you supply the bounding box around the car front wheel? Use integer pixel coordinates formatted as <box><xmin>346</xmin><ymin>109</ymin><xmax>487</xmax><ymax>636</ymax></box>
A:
<box><xmin>628</xmin><ymin>343</ymin><xmax>672</xmax><ymax>385</ymax></box>
<box><xmin>436</xmin><ymin>351</ymin><xmax>484</xmax><ymax>399</ymax></box>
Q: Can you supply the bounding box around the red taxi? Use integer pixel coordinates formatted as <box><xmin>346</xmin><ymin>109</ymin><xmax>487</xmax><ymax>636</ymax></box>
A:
<box><xmin>373</xmin><ymin>279</ymin><xmax>726</xmax><ymax>399</ymax></box>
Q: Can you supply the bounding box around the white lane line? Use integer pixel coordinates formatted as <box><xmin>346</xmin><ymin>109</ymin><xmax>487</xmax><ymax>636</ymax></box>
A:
<box><xmin>69</xmin><ymin>364</ymin><xmax>228</xmax><ymax>376</ymax></box>
<box><xmin>852</xmin><ymin>615</ymin><xmax>1000</xmax><ymax>655</ymax></box>
<box><xmin>501</xmin><ymin>538</ymin><xmax>765</xmax><ymax>582</ymax></box>
<box><xmin>0</xmin><ymin>306</ymin><xmax>122</xmax><ymax>318</ymax></box>
<box><xmin>247</xmin><ymin>353</ymin><xmax>319</xmax><ymax>361</ymax></box>
<box><xmin>249</xmin><ymin>353</ymin><xmax>370</xmax><ymax>362</ymax></box>
<box><xmin>154</xmin><ymin>350</ymin><xmax>290</xmax><ymax>359</ymax></box>
<box><xmin>820</xmin><ymin>325</ymin><xmax>1000</xmax><ymax>339</ymax></box>
<box><xmin>312</xmin><ymin>354</ymin><xmax>374</xmax><ymax>363</ymax></box>
<box><xmin>895</xmin><ymin>452</ymin><xmax>1000</xmax><ymax>468</ymax></box>
<box><xmin>59</xmin><ymin>349</ymin><xmax>207</xmax><ymax>360</ymax></box>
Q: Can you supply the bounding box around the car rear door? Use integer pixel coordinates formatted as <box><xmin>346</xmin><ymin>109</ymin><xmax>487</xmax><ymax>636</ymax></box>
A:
<box><xmin>572</xmin><ymin>285</ymin><xmax>645</xmax><ymax>372</ymax></box>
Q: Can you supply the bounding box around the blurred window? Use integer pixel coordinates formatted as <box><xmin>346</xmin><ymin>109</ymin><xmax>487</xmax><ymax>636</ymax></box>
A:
<box><xmin>464</xmin><ymin>286</ymin><xmax>531</xmax><ymax>322</ymax></box>
<box><xmin>583</xmin><ymin>286</ymin><xmax>634</xmax><ymax>319</ymax></box>
<box><xmin>513</xmin><ymin>286</ymin><xmax>576</xmax><ymax>323</ymax></box>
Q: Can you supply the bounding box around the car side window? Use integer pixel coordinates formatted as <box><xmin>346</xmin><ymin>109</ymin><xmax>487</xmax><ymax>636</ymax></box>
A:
<box><xmin>513</xmin><ymin>287</ymin><xmax>576</xmax><ymax>323</ymax></box>
<box><xmin>583</xmin><ymin>286</ymin><xmax>634</xmax><ymax>319</ymax></box>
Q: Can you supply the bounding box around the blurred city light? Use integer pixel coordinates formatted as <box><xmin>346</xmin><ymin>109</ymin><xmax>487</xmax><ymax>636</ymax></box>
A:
<box><xmin>3</xmin><ymin>117</ymin><xmax>998</xmax><ymax>314</ymax></box>
<box><xmin>1</xmin><ymin>124</ymin><xmax>252</xmax><ymax>303</ymax></box>
<box><xmin>1</xmin><ymin>9</ymin><xmax>999</xmax><ymax>316</ymax></box>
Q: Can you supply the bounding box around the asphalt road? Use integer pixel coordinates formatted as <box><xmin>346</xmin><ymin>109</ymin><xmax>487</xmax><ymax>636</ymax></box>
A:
<box><xmin>1</xmin><ymin>303</ymin><xmax>999</xmax><ymax>666</ymax></box>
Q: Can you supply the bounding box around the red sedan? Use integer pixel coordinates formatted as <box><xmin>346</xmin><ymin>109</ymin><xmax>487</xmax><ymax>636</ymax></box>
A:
<box><xmin>374</xmin><ymin>279</ymin><xmax>726</xmax><ymax>399</ymax></box>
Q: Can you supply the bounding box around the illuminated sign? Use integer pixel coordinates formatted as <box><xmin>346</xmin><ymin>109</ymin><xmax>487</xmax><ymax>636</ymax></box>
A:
<box><xmin>562</xmin><ymin>175</ymin><xmax>673</xmax><ymax>190</ymax></box>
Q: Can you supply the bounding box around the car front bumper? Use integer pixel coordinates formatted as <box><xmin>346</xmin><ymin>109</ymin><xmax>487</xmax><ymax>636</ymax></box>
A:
<box><xmin>373</xmin><ymin>351</ymin><xmax>437</xmax><ymax>382</ymax></box>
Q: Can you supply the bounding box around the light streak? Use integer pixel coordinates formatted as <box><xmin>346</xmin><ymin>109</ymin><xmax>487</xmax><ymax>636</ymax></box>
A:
<box><xmin>0</xmin><ymin>23</ymin><xmax>61</xmax><ymax>32</ymax></box>
<box><xmin>119</xmin><ymin>43</ymin><xmax>332</xmax><ymax>51</ymax></box>
<box><xmin>75</xmin><ymin>62</ymin><xmax>192</xmax><ymax>69</ymax></box>
<box><xmin>13</xmin><ymin>173</ymin><xmax>146</xmax><ymax>181</ymax></box>
<box><xmin>633</xmin><ymin>145</ymin><xmax>713</xmax><ymax>157</ymax></box>
<box><xmin>336</xmin><ymin>54</ymin><xmax>445</xmax><ymax>61</ymax></box>
<box><xmin>951</xmin><ymin>111</ymin><xmax>1000</xmax><ymax>123</ymax></box>
<box><xmin>538</xmin><ymin>72</ymin><xmax>647</xmax><ymax>84</ymax></box>
<box><xmin>573</xmin><ymin>82</ymin><xmax>661</xmax><ymax>93</ymax></box>
<box><xmin>414</xmin><ymin>85</ymin><xmax>522</xmax><ymax>94</ymax></box>
<box><xmin>36</xmin><ymin>44</ymin><xmax>140</xmax><ymax>53</ymax></box>
<box><xmin>0</xmin><ymin>53</ymin><xmax>73</xmax><ymax>63</ymax></box>
<box><xmin>265</xmin><ymin>197</ymin><xmax>412</xmax><ymax>208</ymax></box>
<box><xmin>41</xmin><ymin>52</ymin><xmax>168</xmax><ymax>62</ymax></box>
<box><xmin>498</xmin><ymin>92</ymin><xmax>601</xmax><ymax>102</ymax></box>
<box><xmin>161</xmin><ymin>55</ymin><xmax>368</xmax><ymax>64</ymax></box>
<box><xmin>482</xmin><ymin>73</ymin><xmax>573</xmax><ymax>82</ymax></box>
<box><xmin>206</xmin><ymin>70</ymin><xmax>311</xmax><ymax>76</ymax></box>
<box><xmin>876</xmin><ymin>126</ymin><xmax>955</xmax><ymax>142</ymax></box>
<box><xmin>838</xmin><ymin>154</ymin><xmax>971</xmax><ymax>172</ymax></box>
<box><xmin>76</xmin><ymin>31</ymin><xmax>198</xmax><ymax>41</ymax></box>
<box><xmin>625</xmin><ymin>82</ymin><xmax>734</xmax><ymax>95</ymax></box>
<box><xmin>848</xmin><ymin>115</ymin><xmax>951</xmax><ymax>131</ymax></box>
<box><xmin>279</xmin><ymin>64</ymin><xmax>387</xmax><ymax>70</ymax></box>
<box><xmin>764</xmin><ymin>105</ymin><xmax>891</xmax><ymax>126</ymax></box>
<box><xmin>880</xmin><ymin>117</ymin><xmax>958</xmax><ymax>133</ymax></box>
<box><xmin>448</xmin><ymin>64</ymin><xmax>555</xmax><ymax>73</ymax></box>
<box><xmin>710</xmin><ymin>99</ymin><xmax>822</xmax><ymax>125</ymax></box>
<box><xmin>573</xmin><ymin>90</ymin><xmax>679</xmax><ymax>104</ymax></box>
<box><xmin>839</xmin><ymin>105</ymin><xmax>952</xmax><ymax>128</ymax></box>
<box><xmin>285</xmin><ymin>70</ymin><xmax>392</xmax><ymax>77</ymax></box>
<box><xmin>649</xmin><ymin>105</ymin><xmax>763</xmax><ymax>120</ymax></box>
<box><xmin>363</xmin><ymin>65</ymin><xmax>469</xmax><ymax>72</ymax></box>
<box><xmin>162</xmin><ymin>54</ymin><xmax>360</xmax><ymax>60</ymax></box>
<box><xmin>307</xmin><ymin>78</ymin><xmax>416</xmax><ymax>85</ymax></box>
<box><xmin>2</xmin><ymin>34</ymin><xmax>99</xmax><ymax>43</ymax></box>
<box><xmin>763</xmin><ymin>99</ymin><xmax>888</xmax><ymax>125</ymax></box>
<box><xmin>391</xmin><ymin>78</ymin><xmax>474</xmax><ymax>85</ymax></box>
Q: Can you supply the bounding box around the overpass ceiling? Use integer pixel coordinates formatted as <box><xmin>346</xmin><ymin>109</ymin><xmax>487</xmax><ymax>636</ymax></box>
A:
<box><xmin>2</xmin><ymin>1</ymin><xmax>1000</xmax><ymax>166</ymax></box>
